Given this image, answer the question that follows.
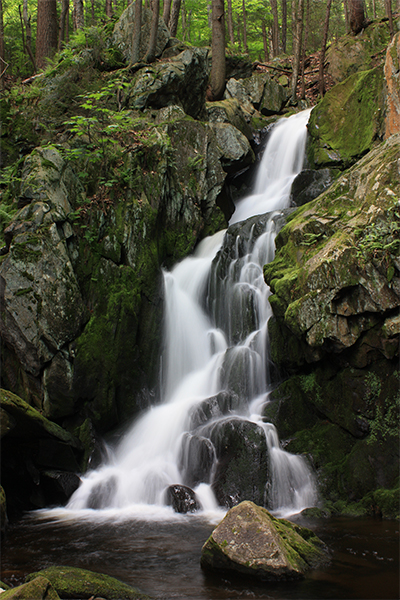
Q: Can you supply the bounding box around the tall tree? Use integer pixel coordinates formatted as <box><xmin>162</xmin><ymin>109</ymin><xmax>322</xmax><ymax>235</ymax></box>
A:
<box><xmin>131</xmin><ymin>0</ymin><xmax>142</xmax><ymax>63</ymax></box>
<box><xmin>270</xmin><ymin>0</ymin><xmax>279</xmax><ymax>56</ymax></box>
<box><xmin>282</xmin><ymin>0</ymin><xmax>287</xmax><ymax>54</ymax></box>
<box><xmin>262</xmin><ymin>19</ymin><xmax>269</xmax><ymax>62</ymax></box>
<box><xmin>58</xmin><ymin>0</ymin><xmax>69</xmax><ymax>49</ymax></box>
<box><xmin>23</xmin><ymin>0</ymin><xmax>36</xmax><ymax>70</ymax></box>
<box><xmin>319</xmin><ymin>0</ymin><xmax>332</xmax><ymax>97</ymax></box>
<box><xmin>73</xmin><ymin>0</ymin><xmax>85</xmax><ymax>29</ymax></box>
<box><xmin>349</xmin><ymin>0</ymin><xmax>367</xmax><ymax>34</ymax></box>
<box><xmin>169</xmin><ymin>0</ymin><xmax>181</xmax><ymax>36</ymax></box>
<box><xmin>36</xmin><ymin>0</ymin><xmax>58</xmax><ymax>69</ymax></box>
<box><xmin>105</xmin><ymin>0</ymin><xmax>113</xmax><ymax>18</ymax></box>
<box><xmin>227</xmin><ymin>0</ymin><xmax>234</xmax><ymax>44</ymax></box>
<box><xmin>0</xmin><ymin>0</ymin><xmax>4</xmax><ymax>88</ymax></box>
<box><xmin>385</xmin><ymin>0</ymin><xmax>394</xmax><ymax>38</ymax></box>
<box><xmin>301</xmin><ymin>0</ymin><xmax>309</xmax><ymax>99</ymax></box>
<box><xmin>209</xmin><ymin>0</ymin><xmax>225</xmax><ymax>101</ymax></box>
<box><xmin>290</xmin><ymin>0</ymin><xmax>304</xmax><ymax>103</ymax></box>
<box><xmin>145</xmin><ymin>0</ymin><xmax>159</xmax><ymax>62</ymax></box>
<box><xmin>163</xmin><ymin>0</ymin><xmax>171</xmax><ymax>25</ymax></box>
<box><xmin>242</xmin><ymin>0</ymin><xmax>248</xmax><ymax>54</ymax></box>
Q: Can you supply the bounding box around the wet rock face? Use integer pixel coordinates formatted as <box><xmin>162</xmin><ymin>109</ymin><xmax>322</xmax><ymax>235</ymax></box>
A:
<box><xmin>201</xmin><ymin>501</ymin><xmax>329</xmax><ymax>580</ymax></box>
<box><xmin>165</xmin><ymin>484</ymin><xmax>200</xmax><ymax>513</ymax></box>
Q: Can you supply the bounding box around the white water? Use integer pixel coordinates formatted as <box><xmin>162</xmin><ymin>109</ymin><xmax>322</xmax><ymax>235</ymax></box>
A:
<box><xmin>65</xmin><ymin>109</ymin><xmax>316</xmax><ymax>521</ymax></box>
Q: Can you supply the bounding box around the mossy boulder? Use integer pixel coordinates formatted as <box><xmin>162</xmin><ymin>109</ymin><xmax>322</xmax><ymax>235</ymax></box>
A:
<box><xmin>25</xmin><ymin>566</ymin><xmax>150</xmax><ymax>599</ymax></box>
<box><xmin>205</xmin><ymin>98</ymin><xmax>253</xmax><ymax>140</ymax></box>
<box><xmin>0</xmin><ymin>576</ymin><xmax>60</xmax><ymax>600</ymax></box>
<box><xmin>326</xmin><ymin>20</ymin><xmax>391</xmax><ymax>85</ymax></box>
<box><xmin>306</xmin><ymin>67</ymin><xmax>385</xmax><ymax>168</ymax></box>
<box><xmin>201</xmin><ymin>501</ymin><xmax>329</xmax><ymax>580</ymax></box>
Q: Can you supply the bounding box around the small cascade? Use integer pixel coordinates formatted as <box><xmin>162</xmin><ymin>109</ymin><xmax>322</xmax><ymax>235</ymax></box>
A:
<box><xmin>66</xmin><ymin>109</ymin><xmax>317</xmax><ymax>519</ymax></box>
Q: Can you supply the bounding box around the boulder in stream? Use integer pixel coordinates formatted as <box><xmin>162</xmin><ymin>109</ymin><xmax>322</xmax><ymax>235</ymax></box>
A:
<box><xmin>25</xmin><ymin>566</ymin><xmax>150</xmax><ymax>599</ymax></box>
<box><xmin>201</xmin><ymin>500</ymin><xmax>329</xmax><ymax>580</ymax></box>
<box><xmin>165</xmin><ymin>484</ymin><xmax>200</xmax><ymax>513</ymax></box>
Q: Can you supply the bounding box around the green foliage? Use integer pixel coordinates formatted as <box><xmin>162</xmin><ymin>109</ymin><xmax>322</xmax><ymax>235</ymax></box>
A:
<box><xmin>0</xmin><ymin>159</ymin><xmax>24</xmax><ymax>247</ymax></box>
<box><xmin>355</xmin><ymin>204</ymin><xmax>400</xmax><ymax>275</ymax></box>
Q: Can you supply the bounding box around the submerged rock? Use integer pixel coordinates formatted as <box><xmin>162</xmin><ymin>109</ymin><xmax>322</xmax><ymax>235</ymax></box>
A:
<box><xmin>201</xmin><ymin>501</ymin><xmax>329</xmax><ymax>580</ymax></box>
<box><xmin>25</xmin><ymin>566</ymin><xmax>150</xmax><ymax>599</ymax></box>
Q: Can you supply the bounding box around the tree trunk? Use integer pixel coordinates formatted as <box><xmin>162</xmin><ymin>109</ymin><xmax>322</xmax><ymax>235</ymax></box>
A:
<box><xmin>227</xmin><ymin>0</ymin><xmax>234</xmax><ymax>44</ymax></box>
<box><xmin>36</xmin><ymin>0</ymin><xmax>58</xmax><ymax>69</ymax></box>
<box><xmin>282</xmin><ymin>0</ymin><xmax>287</xmax><ymax>54</ymax></box>
<box><xmin>242</xmin><ymin>0</ymin><xmax>248</xmax><ymax>54</ymax></box>
<box><xmin>0</xmin><ymin>0</ymin><xmax>5</xmax><ymax>88</ymax></box>
<box><xmin>182</xmin><ymin>0</ymin><xmax>187</xmax><ymax>40</ymax></box>
<box><xmin>131</xmin><ymin>0</ymin><xmax>142</xmax><ymax>63</ymax></box>
<box><xmin>262</xmin><ymin>19</ymin><xmax>269</xmax><ymax>62</ymax></box>
<box><xmin>385</xmin><ymin>0</ymin><xmax>394</xmax><ymax>38</ymax></box>
<box><xmin>344</xmin><ymin>0</ymin><xmax>349</xmax><ymax>32</ymax></box>
<box><xmin>319</xmin><ymin>0</ymin><xmax>332</xmax><ymax>97</ymax></box>
<box><xmin>145</xmin><ymin>0</ymin><xmax>159</xmax><ymax>63</ymax></box>
<box><xmin>163</xmin><ymin>0</ymin><xmax>171</xmax><ymax>25</ymax></box>
<box><xmin>301</xmin><ymin>0</ymin><xmax>309</xmax><ymax>99</ymax></box>
<box><xmin>290</xmin><ymin>0</ymin><xmax>304</xmax><ymax>103</ymax></box>
<box><xmin>349</xmin><ymin>0</ymin><xmax>367</xmax><ymax>34</ymax></box>
<box><xmin>270</xmin><ymin>0</ymin><xmax>279</xmax><ymax>57</ymax></box>
<box><xmin>73</xmin><ymin>0</ymin><xmax>85</xmax><ymax>29</ymax></box>
<box><xmin>58</xmin><ymin>0</ymin><xmax>69</xmax><ymax>49</ymax></box>
<box><xmin>23</xmin><ymin>0</ymin><xmax>37</xmax><ymax>70</ymax></box>
<box><xmin>209</xmin><ymin>0</ymin><xmax>225</xmax><ymax>101</ymax></box>
<box><xmin>105</xmin><ymin>0</ymin><xmax>113</xmax><ymax>18</ymax></box>
<box><xmin>169</xmin><ymin>0</ymin><xmax>181</xmax><ymax>37</ymax></box>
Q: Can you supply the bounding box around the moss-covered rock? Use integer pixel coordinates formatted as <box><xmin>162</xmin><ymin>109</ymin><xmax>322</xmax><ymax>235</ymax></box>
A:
<box><xmin>307</xmin><ymin>67</ymin><xmax>385</xmax><ymax>168</ymax></box>
<box><xmin>25</xmin><ymin>566</ymin><xmax>150</xmax><ymax>599</ymax></box>
<box><xmin>0</xmin><ymin>576</ymin><xmax>60</xmax><ymax>600</ymax></box>
<box><xmin>201</xmin><ymin>501</ymin><xmax>329</xmax><ymax>580</ymax></box>
<box><xmin>326</xmin><ymin>20</ymin><xmax>391</xmax><ymax>85</ymax></box>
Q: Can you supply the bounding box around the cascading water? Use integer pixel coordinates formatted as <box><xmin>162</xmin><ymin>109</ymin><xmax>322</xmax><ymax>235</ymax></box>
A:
<box><xmin>66</xmin><ymin>109</ymin><xmax>317</xmax><ymax>520</ymax></box>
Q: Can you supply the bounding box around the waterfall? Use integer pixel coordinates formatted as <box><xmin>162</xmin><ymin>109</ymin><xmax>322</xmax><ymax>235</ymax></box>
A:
<box><xmin>66</xmin><ymin>109</ymin><xmax>317</xmax><ymax>520</ymax></box>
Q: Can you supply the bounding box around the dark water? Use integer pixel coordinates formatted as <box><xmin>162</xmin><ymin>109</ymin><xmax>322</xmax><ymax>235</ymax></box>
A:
<box><xmin>1</xmin><ymin>512</ymin><xmax>399</xmax><ymax>599</ymax></box>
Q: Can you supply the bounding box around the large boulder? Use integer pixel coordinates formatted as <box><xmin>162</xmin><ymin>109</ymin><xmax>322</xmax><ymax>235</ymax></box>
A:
<box><xmin>306</xmin><ymin>66</ymin><xmax>385</xmax><ymax>168</ymax></box>
<box><xmin>126</xmin><ymin>47</ymin><xmax>209</xmax><ymax>119</ymax></box>
<box><xmin>112</xmin><ymin>5</ymin><xmax>170</xmax><ymax>62</ymax></box>
<box><xmin>0</xmin><ymin>389</ymin><xmax>83</xmax><ymax>517</ymax></box>
<box><xmin>0</xmin><ymin>576</ymin><xmax>60</xmax><ymax>600</ymax></box>
<box><xmin>25</xmin><ymin>566</ymin><xmax>150</xmax><ymax>600</ymax></box>
<box><xmin>165</xmin><ymin>484</ymin><xmax>200</xmax><ymax>513</ymax></box>
<box><xmin>326</xmin><ymin>20</ymin><xmax>391</xmax><ymax>85</ymax></box>
<box><xmin>201</xmin><ymin>501</ymin><xmax>329</xmax><ymax>580</ymax></box>
<box><xmin>264</xmin><ymin>135</ymin><xmax>400</xmax><ymax>515</ymax></box>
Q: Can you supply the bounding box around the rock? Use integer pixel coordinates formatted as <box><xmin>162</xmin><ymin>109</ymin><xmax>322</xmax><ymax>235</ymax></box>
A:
<box><xmin>0</xmin><ymin>485</ymin><xmax>7</xmax><ymax>533</ymax></box>
<box><xmin>112</xmin><ymin>5</ymin><xmax>170</xmax><ymax>62</ymax></box>
<box><xmin>0</xmin><ymin>576</ymin><xmax>60</xmax><ymax>600</ymax></box>
<box><xmin>0</xmin><ymin>147</ymin><xmax>87</xmax><ymax>413</ymax></box>
<box><xmin>26</xmin><ymin>566</ymin><xmax>150</xmax><ymax>600</ymax></box>
<box><xmin>205</xmin><ymin>98</ymin><xmax>253</xmax><ymax>140</ymax></box>
<box><xmin>206</xmin><ymin>418</ymin><xmax>269</xmax><ymax>508</ymax></box>
<box><xmin>188</xmin><ymin>391</ymin><xmax>243</xmax><ymax>430</ymax></box>
<box><xmin>179</xmin><ymin>434</ymin><xmax>216</xmax><ymax>488</ymax></box>
<box><xmin>1</xmin><ymin>389</ymin><xmax>83</xmax><ymax>516</ymax></box>
<box><xmin>224</xmin><ymin>78</ymin><xmax>256</xmax><ymax>120</ymax></box>
<box><xmin>201</xmin><ymin>501</ymin><xmax>329</xmax><ymax>580</ymax></box>
<box><xmin>165</xmin><ymin>484</ymin><xmax>200</xmax><ymax>513</ymax></box>
<box><xmin>211</xmin><ymin>122</ymin><xmax>255</xmax><ymax>173</ymax></box>
<box><xmin>259</xmin><ymin>75</ymin><xmax>288</xmax><ymax>115</ymax></box>
<box><xmin>384</xmin><ymin>32</ymin><xmax>400</xmax><ymax>138</ymax></box>
<box><xmin>126</xmin><ymin>47</ymin><xmax>209</xmax><ymax>118</ymax></box>
<box><xmin>290</xmin><ymin>168</ymin><xmax>335</xmax><ymax>206</ymax></box>
<box><xmin>326</xmin><ymin>20</ymin><xmax>391</xmax><ymax>85</ymax></box>
<box><xmin>239</xmin><ymin>72</ymin><xmax>270</xmax><ymax>107</ymax></box>
<box><xmin>306</xmin><ymin>66</ymin><xmax>385</xmax><ymax>168</ymax></box>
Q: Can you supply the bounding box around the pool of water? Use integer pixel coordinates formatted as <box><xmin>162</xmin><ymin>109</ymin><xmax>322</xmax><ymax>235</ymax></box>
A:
<box><xmin>1</xmin><ymin>512</ymin><xmax>399</xmax><ymax>599</ymax></box>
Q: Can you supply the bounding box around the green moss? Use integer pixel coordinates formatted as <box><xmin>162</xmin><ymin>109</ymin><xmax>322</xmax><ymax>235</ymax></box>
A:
<box><xmin>307</xmin><ymin>67</ymin><xmax>385</xmax><ymax>168</ymax></box>
<box><xmin>26</xmin><ymin>566</ymin><xmax>149</xmax><ymax>600</ymax></box>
